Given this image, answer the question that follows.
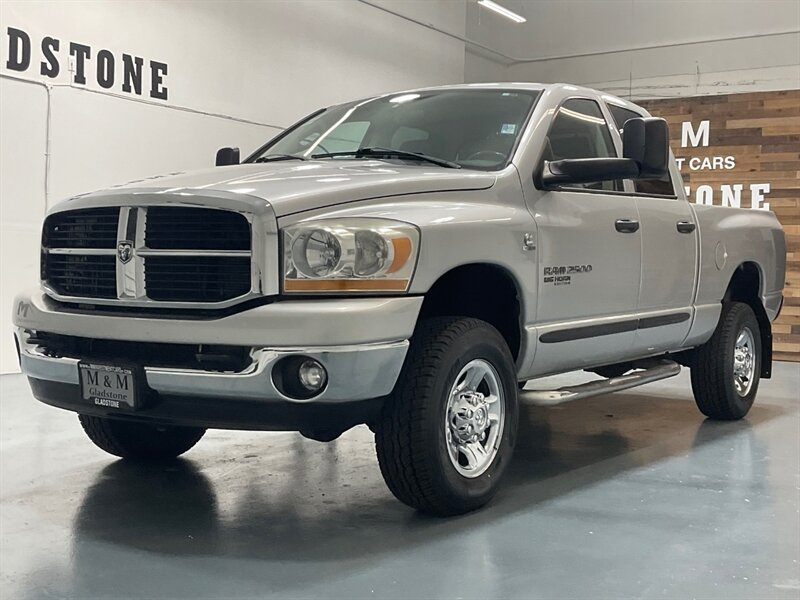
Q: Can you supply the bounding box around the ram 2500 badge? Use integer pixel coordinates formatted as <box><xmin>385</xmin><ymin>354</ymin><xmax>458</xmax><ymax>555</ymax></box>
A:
<box><xmin>12</xmin><ymin>84</ymin><xmax>786</xmax><ymax>515</ymax></box>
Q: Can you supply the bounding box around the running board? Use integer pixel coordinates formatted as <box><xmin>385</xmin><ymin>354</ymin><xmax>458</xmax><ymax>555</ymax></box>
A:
<box><xmin>520</xmin><ymin>359</ymin><xmax>681</xmax><ymax>405</ymax></box>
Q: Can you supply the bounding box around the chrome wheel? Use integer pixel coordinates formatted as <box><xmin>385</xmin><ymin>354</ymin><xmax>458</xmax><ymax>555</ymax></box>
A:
<box><xmin>444</xmin><ymin>359</ymin><xmax>505</xmax><ymax>478</ymax></box>
<box><xmin>733</xmin><ymin>326</ymin><xmax>756</xmax><ymax>397</ymax></box>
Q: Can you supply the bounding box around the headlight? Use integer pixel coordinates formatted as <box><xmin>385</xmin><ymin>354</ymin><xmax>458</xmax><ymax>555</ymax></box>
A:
<box><xmin>283</xmin><ymin>218</ymin><xmax>419</xmax><ymax>293</ymax></box>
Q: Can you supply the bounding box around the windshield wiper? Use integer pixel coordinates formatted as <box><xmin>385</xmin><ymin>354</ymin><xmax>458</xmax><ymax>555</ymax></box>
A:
<box><xmin>311</xmin><ymin>147</ymin><xmax>461</xmax><ymax>169</ymax></box>
<box><xmin>254</xmin><ymin>154</ymin><xmax>308</xmax><ymax>163</ymax></box>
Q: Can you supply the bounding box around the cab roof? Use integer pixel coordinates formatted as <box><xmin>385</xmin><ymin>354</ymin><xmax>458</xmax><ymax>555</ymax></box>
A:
<box><xmin>384</xmin><ymin>82</ymin><xmax>643</xmax><ymax>112</ymax></box>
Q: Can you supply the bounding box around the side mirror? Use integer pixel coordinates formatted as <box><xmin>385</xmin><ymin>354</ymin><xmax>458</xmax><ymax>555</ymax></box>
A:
<box><xmin>540</xmin><ymin>157</ymin><xmax>639</xmax><ymax>186</ymax></box>
<box><xmin>623</xmin><ymin>117</ymin><xmax>668</xmax><ymax>179</ymax></box>
<box><xmin>215</xmin><ymin>147</ymin><xmax>240</xmax><ymax>166</ymax></box>
<box><xmin>539</xmin><ymin>116</ymin><xmax>670</xmax><ymax>187</ymax></box>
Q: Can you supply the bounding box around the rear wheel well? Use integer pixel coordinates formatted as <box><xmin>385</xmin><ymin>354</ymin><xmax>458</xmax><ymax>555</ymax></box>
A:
<box><xmin>419</xmin><ymin>264</ymin><xmax>522</xmax><ymax>361</ymax></box>
<box><xmin>724</xmin><ymin>262</ymin><xmax>772</xmax><ymax>378</ymax></box>
<box><xmin>726</xmin><ymin>262</ymin><xmax>761</xmax><ymax>304</ymax></box>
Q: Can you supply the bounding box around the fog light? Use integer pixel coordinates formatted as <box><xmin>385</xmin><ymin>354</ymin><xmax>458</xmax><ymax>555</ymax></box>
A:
<box><xmin>298</xmin><ymin>359</ymin><xmax>327</xmax><ymax>392</ymax></box>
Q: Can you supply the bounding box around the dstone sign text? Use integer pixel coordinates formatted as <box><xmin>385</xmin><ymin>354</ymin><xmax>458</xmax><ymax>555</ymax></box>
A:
<box><xmin>4</xmin><ymin>26</ymin><xmax>169</xmax><ymax>101</ymax></box>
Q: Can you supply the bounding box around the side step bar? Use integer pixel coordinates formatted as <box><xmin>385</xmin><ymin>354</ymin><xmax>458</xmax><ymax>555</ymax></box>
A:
<box><xmin>520</xmin><ymin>359</ymin><xmax>681</xmax><ymax>405</ymax></box>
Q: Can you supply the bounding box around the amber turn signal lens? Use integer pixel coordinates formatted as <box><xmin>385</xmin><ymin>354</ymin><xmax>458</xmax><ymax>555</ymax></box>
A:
<box><xmin>284</xmin><ymin>279</ymin><xmax>409</xmax><ymax>292</ymax></box>
<box><xmin>387</xmin><ymin>237</ymin><xmax>413</xmax><ymax>274</ymax></box>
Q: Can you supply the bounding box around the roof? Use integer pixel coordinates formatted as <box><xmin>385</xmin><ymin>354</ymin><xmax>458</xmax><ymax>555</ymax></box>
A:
<box><xmin>384</xmin><ymin>82</ymin><xmax>643</xmax><ymax>111</ymax></box>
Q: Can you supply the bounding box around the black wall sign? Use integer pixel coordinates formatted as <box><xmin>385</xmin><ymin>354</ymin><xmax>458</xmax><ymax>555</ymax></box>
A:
<box><xmin>5</xmin><ymin>27</ymin><xmax>169</xmax><ymax>101</ymax></box>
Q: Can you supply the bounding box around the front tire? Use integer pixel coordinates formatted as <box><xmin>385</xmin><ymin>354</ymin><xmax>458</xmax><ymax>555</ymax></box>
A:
<box><xmin>375</xmin><ymin>317</ymin><xmax>518</xmax><ymax>516</ymax></box>
<box><xmin>79</xmin><ymin>415</ymin><xmax>206</xmax><ymax>460</ymax></box>
<box><xmin>690</xmin><ymin>301</ymin><xmax>761</xmax><ymax>420</ymax></box>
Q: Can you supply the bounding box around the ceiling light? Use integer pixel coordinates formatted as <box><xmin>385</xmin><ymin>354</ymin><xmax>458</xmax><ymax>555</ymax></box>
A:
<box><xmin>478</xmin><ymin>0</ymin><xmax>526</xmax><ymax>23</ymax></box>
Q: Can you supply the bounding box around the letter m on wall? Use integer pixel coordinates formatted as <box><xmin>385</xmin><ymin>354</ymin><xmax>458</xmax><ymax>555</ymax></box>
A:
<box><xmin>681</xmin><ymin>120</ymin><xmax>710</xmax><ymax>148</ymax></box>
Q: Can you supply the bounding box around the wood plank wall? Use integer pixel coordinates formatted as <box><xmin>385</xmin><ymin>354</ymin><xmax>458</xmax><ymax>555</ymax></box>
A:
<box><xmin>639</xmin><ymin>90</ymin><xmax>799</xmax><ymax>362</ymax></box>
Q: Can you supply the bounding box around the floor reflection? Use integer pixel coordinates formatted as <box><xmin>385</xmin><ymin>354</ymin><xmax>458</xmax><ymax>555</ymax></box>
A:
<box><xmin>4</xmin><ymin>365</ymin><xmax>796</xmax><ymax>600</ymax></box>
<box><xmin>69</xmin><ymin>392</ymin><xmax>779</xmax><ymax>565</ymax></box>
<box><xmin>73</xmin><ymin>459</ymin><xmax>221</xmax><ymax>556</ymax></box>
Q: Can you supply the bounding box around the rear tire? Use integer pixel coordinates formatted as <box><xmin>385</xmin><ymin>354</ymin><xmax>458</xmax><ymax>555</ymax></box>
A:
<box><xmin>690</xmin><ymin>301</ymin><xmax>761</xmax><ymax>420</ymax></box>
<box><xmin>375</xmin><ymin>317</ymin><xmax>518</xmax><ymax>516</ymax></box>
<box><xmin>79</xmin><ymin>415</ymin><xmax>206</xmax><ymax>460</ymax></box>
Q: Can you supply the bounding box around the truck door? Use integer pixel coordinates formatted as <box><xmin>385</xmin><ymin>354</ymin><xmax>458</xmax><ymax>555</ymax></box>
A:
<box><xmin>607</xmin><ymin>104</ymin><xmax>698</xmax><ymax>355</ymax></box>
<box><xmin>633</xmin><ymin>191</ymin><xmax>698</xmax><ymax>353</ymax></box>
<box><xmin>527</xmin><ymin>98</ymin><xmax>642</xmax><ymax>376</ymax></box>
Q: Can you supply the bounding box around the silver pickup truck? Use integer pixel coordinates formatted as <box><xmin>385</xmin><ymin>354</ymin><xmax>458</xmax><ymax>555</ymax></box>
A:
<box><xmin>12</xmin><ymin>83</ymin><xmax>786</xmax><ymax>516</ymax></box>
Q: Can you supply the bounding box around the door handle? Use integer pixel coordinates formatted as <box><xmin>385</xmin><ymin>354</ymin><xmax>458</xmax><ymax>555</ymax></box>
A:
<box><xmin>676</xmin><ymin>221</ymin><xmax>696</xmax><ymax>234</ymax></box>
<box><xmin>615</xmin><ymin>218</ymin><xmax>640</xmax><ymax>233</ymax></box>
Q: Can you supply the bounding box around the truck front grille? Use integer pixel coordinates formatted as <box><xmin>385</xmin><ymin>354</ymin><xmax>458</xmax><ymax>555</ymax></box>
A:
<box><xmin>41</xmin><ymin>206</ymin><xmax>253</xmax><ymax>305</ymax></box>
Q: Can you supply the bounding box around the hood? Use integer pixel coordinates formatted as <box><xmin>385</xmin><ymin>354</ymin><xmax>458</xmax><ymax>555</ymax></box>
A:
<box><xmin>73</xmin><ymin>160</ymin><xmax>496</xmax><ymax>217</ymax></box>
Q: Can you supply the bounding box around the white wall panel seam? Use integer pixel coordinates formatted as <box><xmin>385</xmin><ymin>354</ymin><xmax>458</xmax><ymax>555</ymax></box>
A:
<box><xmin>570</xmin><ymin>61</ymin><xmax>800</xmax><ymax>90</ymax></box>
<box><xmin>0</xmin><ymin>74</ymin><xmax>52</xmax><ymax>204</ymax></box>
<box><xmin>358</xmin><ymin>0</ymin><xmax>510</xmax><ymax>63</ymax></box>
<box><xmin>1</xmin><ymin>73</ymin><xmax>285</xmax><ymax>208</ymax></box>
<box><xmin>0</xmin><ymin>74</ymin><xmax>285</xmax><ymax>130</ymax></box>
<box><xmin>493</xmin><ymin>30</ymin><xmax>800</xmax><ymax>65</ymax></box>
<box><xmin>362</xmin><ymin>0</ymin><xmax>798</xmax><ymax>67</ymax></box>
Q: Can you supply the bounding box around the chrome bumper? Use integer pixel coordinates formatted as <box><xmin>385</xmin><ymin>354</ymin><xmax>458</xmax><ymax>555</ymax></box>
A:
<box><xmin>16</xmin><ymin>327</ymin><xmax>408</xmax><ymax>403</ymax></box>
<box><xmin>12</xmin><ymin>289</ymin><xmax>422</xmax><ymax>404</ymax></box>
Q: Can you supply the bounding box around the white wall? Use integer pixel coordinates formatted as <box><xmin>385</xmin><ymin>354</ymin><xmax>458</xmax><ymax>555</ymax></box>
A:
<box><xmin>0</xmin><ymin>0</ymin><xmax>467</xmax><ymax>373</ymax></box>
<box><xmin>464</xmin><ymin>0</ymin><xmax>800</xmax><ymax>98</ymax></box>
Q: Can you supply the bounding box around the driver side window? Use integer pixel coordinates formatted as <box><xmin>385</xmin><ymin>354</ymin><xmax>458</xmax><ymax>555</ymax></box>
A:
<box><xmin>544</xmin><ymin>98</ymin><xmax>620</xmax><ymax>191</ymax></box>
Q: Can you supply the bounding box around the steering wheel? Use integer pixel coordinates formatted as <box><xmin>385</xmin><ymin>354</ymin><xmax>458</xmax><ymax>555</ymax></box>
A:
<box><xmin>464</xmin><ymin>150</ymin><xmax>507</xmax><ymax>162</ymax></box>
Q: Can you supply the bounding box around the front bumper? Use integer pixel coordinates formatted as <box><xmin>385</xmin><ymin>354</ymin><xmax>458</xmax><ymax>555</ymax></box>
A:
<box><xmin>12</xmin><ymin>289</ymin><xmax>423</xmax><ymax>427</ymax></box>
<box><xmin>16</xmin><ymin>328</ymin><xmax>409</xmax><ymax>403</ymax></box>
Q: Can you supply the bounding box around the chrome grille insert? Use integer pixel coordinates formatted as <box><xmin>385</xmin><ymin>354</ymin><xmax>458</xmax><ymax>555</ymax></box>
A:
<box><xmin>41</xmin><ymin>206</ymin><xmax>254</xmax><ymax>306</ymax></box>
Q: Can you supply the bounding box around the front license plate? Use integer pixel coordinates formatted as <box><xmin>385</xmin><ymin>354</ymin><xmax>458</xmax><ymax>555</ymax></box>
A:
<box><xmin>79</xmin><ymin>363</ymin><xmax>138</xmax><ymax>410</ymax></box>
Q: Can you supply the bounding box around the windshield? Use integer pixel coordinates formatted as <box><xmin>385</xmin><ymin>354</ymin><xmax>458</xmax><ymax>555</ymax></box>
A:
<box><xmin>250</xmin><ymin>89</ymin><xmax>540</xmax><ymax>171</ymax></box>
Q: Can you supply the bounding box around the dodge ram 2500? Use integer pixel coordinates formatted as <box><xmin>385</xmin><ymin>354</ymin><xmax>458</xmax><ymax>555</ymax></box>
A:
<box><xmin>12</xmin><ymin>83</ymin><xmax>786</xmax><ymax>515</ymax></box>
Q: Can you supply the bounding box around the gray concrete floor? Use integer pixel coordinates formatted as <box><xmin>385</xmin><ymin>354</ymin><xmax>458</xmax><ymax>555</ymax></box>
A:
<box><xmin>1</xmin><ymin>363</ymin><xmax>798</xmax><ymax>600</ymax></box>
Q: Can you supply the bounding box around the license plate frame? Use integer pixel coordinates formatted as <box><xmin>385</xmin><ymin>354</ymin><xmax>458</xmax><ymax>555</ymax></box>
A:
<box><xmin>78</xmin><ymin>362</ymin><xmax>141</xmax><ymax>410</ymax></box>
